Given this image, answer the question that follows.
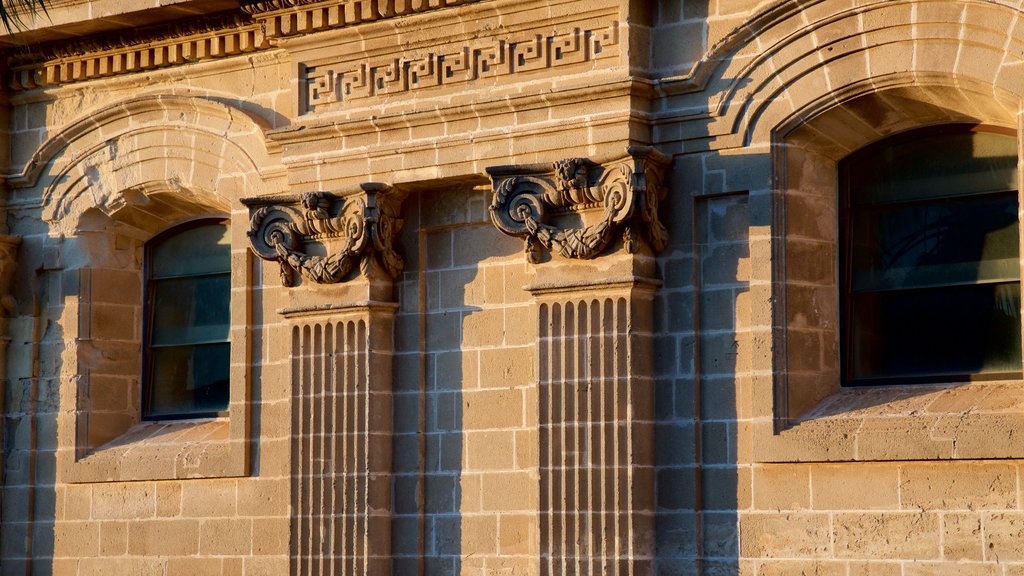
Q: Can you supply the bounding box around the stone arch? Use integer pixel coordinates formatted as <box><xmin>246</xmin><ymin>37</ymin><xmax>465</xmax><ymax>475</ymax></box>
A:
<box><xmin>15</xmin><ymin>94</ymin><xmax>282</xmax><ymax>480</ymax></box>
<box><xmin>682</xmin><ymin>0</ymin><xmax>1024</xmax><ymax>148</ymax></box>
<box><xmin>15</xmin><ymin>94</ymin><xmax>281</xmax><ymax>235</ymax></box>
<box><xmin>744</xmin><ymin>1</ymin><xmax>1024</xmax><ymax>425</ymax></box>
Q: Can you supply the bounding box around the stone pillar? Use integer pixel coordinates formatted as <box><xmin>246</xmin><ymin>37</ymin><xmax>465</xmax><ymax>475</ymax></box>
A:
<box><xmin>488</xmin><ymin>147</ymin><xmax>670</xmax><ymax>576</ymax></box>
<box><xmin>245</xmin><ymin>183</ymin><xmax>404</xmax><ymax>576</ymax></box>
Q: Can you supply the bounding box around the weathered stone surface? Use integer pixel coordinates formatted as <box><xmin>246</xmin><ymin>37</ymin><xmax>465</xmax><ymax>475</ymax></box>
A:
<box><xmin>2</xmin><ymin>0</ymin><xmax>1024</xmax><ymax>574</ymax></box>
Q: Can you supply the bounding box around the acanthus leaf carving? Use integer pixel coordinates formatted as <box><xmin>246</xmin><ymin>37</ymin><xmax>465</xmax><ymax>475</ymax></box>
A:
<box><xmin>487</xmin><ymin>146</ymin><xmax>671</xmax><ymax>263</ymax></box>
<box><xmin>243</xmin><ymin>183</ymin><xmax>405</xmax><ymax>287</ymax></box>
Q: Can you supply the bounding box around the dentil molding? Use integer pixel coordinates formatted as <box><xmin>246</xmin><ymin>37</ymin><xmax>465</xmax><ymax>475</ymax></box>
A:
<box><xmin>6</xmin><ymin>0</ymin><xmax>490</xmax><ymax>90</ymax></box>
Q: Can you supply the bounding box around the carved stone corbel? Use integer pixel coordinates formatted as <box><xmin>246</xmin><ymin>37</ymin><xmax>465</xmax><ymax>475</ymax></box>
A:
<box><xmin>487</xmin><ymin>146</ymin><xmax>670</xmax><ymax>263</ymax></box>
<box><xmin>243</xmin><ymin>182</ymin><xmax>404</xmax><ymax>287</ymax></box>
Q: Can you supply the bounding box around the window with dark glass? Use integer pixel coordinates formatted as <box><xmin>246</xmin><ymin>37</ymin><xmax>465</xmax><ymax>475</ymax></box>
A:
<box><xmin>842</xmin><ymin>126</ymin><xmax>1021</xmax><ymax>385</ymax></box>
<box><xmin>143</xmin><ymin>220</ymin><xmax>231</xmax><ymax>419</ymax></box>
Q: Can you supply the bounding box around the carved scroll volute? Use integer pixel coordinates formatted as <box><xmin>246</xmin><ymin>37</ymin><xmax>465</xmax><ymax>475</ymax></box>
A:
<box><xmin>487</xmin><ymin>146</ymin><xmax>671</xmax><ymax>263</ymax></box>
<box><xmin>243</xmin><ymin>182</ymin><xmax>405</xmax><ymax>287</ymax></box>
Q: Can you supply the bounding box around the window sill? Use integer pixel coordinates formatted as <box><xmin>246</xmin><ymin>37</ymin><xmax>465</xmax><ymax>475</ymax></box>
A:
<box><xmin>754</xmin><ymin>381</ymin><xmax>1024</xmax><ymax>462</ymax></box>
<box><xmin>59</xmin><ymin>418</ymin><xmax>247</xmax><ymax>483</ymax></box>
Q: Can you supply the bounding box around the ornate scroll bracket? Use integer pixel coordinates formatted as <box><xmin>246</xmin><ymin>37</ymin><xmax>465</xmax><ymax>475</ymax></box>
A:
<box><xmin>243</xmin><ymin>182</ymin><xmax>405</xmax><ymax>287</ymax></box>
<box><xmin>487</xmin><ymin>146</ymin><xmax>671</xmax><ymax>263</ymax></box>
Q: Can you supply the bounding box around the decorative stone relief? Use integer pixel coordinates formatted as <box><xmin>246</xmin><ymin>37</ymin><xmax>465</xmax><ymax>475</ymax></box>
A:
<box><xmin>244</xmin><ymin>182</ymin><xmax>404</xmax><ymax>287</ymax></box>
<box><xmin>487</xmin><ymin>146</ymin><xmax>670</xmax><ymax>263</ymax></box>
<box><xmin>300</xmin><ymin>21</ymin><xmax>618</xmax><ymax>114</ymax></box>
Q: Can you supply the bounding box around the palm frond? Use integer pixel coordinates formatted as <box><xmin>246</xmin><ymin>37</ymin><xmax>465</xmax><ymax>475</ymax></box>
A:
<box><xmin>0</xmin><ymin>0</ymin><xmax>49</xmax><ymax>33</ymax></box>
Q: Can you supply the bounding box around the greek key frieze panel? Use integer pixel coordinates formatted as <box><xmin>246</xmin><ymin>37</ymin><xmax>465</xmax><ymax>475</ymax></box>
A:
<box><xmin>299</xmin><ymin>21</ymin><xmax>619</xmax><ymax>114</ymax></box>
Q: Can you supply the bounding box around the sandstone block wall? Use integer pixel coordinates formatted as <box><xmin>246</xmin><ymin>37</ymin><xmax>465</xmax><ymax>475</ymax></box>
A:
<box><xmin>0</xmin><ymin>0</ymin><xmax>1022</xmax><ymax>575</ymax></box>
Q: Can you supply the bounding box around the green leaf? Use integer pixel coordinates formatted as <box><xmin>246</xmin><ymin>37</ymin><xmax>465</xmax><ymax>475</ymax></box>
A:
<box><xmin>0</xmin><ymin>0</ymin><xmax>49</xmax><ymax>33</ymax></box>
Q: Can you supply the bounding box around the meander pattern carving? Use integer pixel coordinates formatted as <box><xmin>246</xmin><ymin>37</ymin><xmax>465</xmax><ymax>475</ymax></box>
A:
<box><xmin>301</xmin><ymin>21</ymin><xmax>619</xmax><ymax>113</ymax></box>
<box><xmin>244</xmin><ymin>183</ymin><xmax>404</xmax><ymax>287</ymax></box>
<box><xmin>488</xmin><ymin>146</ymin><xmax>670</xmax><ymax>263</ymax></box>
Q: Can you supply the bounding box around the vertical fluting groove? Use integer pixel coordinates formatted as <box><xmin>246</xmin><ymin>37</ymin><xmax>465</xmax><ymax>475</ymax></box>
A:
<box><xmin>324</xmin><ymin>323</ymin><xmax>335</xmax><ymax>572</ymax></box>
<box><xmin>563</xmin><ymin>301</ymin><xmax>576</xmax><ymax>576</ymax></box>
<box><xmin>332</xmin><ymin>323</ymin><xmax>344</xmax><ymax>576</ymax></box>
<box><xmin>540</xmin><ymin>301</ymin><xmax>548</xmax><ymax>573</ymax></box>
<box><xmin>557</xmin><ymin>301</ymin><xmax>565</xmax><ymax>573</ymax></box>
<box><xmin>326</xmin><ymin>322</ymin><xmax>335</xmax><ymax>570</ymax></box>
<box><xmin>540</xmin><ymin>303</ymin><xmax>548</xmax><ymax>573</ymax></box>
<box><xmin>344</xmin><ymin>320</ymin><xmax>356</xmax><ymax>574</ymax></box>
<box><xmin>291</xmin><ymin>326</ymin><xmax>303</xmax><ymax>575</ymax></box>
<box><xmin>604</xmin><ymin>296</ymin><xmax>621</xmax><ymax>575</ymax></box>
<box><xmin>616</xmin><ymin>297</ymin><xmax>629</xmax><ymax>576</ymax></box>
<box><xmin>356</xmin><ymin>319</ymin><xmax>368</xmax><ymax>574</ymax></box>
<box><xmin>576</xmin><ymin>300</ymin><xmax>588</xmax><ymax>576</ymax></box>
<box><xmin>586</xmin><ymin>300</ymin><xmax>598</xmax><ymax>576</ymax></box>
<box><xmin>561</xmin><ymin>301</ymin><xmax>569</xmax><ymax>573</ymax></box>
<box><xmin>593</xmin><ymin>299</ymin><xmax>605</xmax><ymax>576</ymax></box>
<box><xmin>342</xmin><ymin>320</ymin><xmax>353</xmax><ymax>576</ymax></box>
<box><xmin>313</xmin><ymin>323</ymin><xmax>324</xmax><ymax>575</ymax></box>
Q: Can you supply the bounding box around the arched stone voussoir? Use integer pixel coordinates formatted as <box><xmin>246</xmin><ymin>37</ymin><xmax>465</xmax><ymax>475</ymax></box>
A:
<box><xmin>777</xmin><ymin>76</ymin><xmax>1021</xmax><ymax>161</ymax></box>
<box><xmin>25</xmin><ymin>94</ymin><xmax>281</xmax><ymax>236</ymax></box>
<box><xmin>689</xmin><ymin>0</ymin><xmax>1024</xmax><ymax>147</ymax></box>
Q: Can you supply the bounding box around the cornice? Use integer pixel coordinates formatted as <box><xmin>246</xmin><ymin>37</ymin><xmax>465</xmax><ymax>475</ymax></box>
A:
<box><xmin>241</xmin><ymin>0</ymin><xmax>324</xmax><ymax>14</ymax></box>
<box><xmin>8</xmin><ymin>13</ymin><xmax>269</xmax><ymax>91</ymax></box>
<box><xmin>240</xmin><ymin>0</ymin><xmax>485</xmax><ymax>39</ymax></box>
<box><xmin>6</xmin><ymin>0</ymin><xmax>495</xmax><ymax>91</ymax></box>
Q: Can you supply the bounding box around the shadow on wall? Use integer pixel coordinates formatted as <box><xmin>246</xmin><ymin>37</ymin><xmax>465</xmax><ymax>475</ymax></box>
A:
<box><xmin>651</xmin><ymin>1</ymin><xmax>758</xmax><ymax>572</ymax></box>
<box><xmin>2</xmin><ymin>245</ymin><xmax>63</xmax><ymax>575</ymax></box>
<box><xmin>653</xmin><ymin>182</ymin><xmax>754</xmax><ymax>576</ymax></box>
<box><xmin>392</xmin><ymin>186</ymin><xmax>522</xmax><ymax>576</ymax></box>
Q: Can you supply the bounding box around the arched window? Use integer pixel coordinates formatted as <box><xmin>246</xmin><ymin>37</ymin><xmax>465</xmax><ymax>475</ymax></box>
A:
<box><xmin>143</xmin><ymin>219</ymin><xmax>231</xmax><ymax>419</ymax></box>
<box><xmin>841</xmin><ymin>125</ymin><xmax>1020</xmax><ymax>384</ymax></box>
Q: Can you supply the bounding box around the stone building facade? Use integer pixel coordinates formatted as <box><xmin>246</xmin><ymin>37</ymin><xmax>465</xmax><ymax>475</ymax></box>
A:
<box><xmin>0</xmin><ymin>0</ymin><xmax>1022</xmax><ymax>574</ymax></box>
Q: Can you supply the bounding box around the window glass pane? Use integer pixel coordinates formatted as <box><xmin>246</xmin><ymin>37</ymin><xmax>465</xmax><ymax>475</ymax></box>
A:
<box><xmin>150</xmin><ymin>274</ymin><xmax>230</xmax><ymax>346</ymax></box>
<box><xmin>145</xmin><ymin>220</ymin><xmax>230</xmax><ymax>419</ymax></box>
<box><xmin>843</xmin><ymin>127</ymin><xmax>1022</xmax><ymax>384</ymax></box>
<box><xmin>147</xmin><ymin>343</ymin><xmax>230</xmax><ymax>418</ymax></box>
<box><xmin>151</xmin><ymin>222</ymin><xmax>230</xmax><ymax>278</ymax></box>
<box><xmin>849</xmin><ymin>283</ymin><xmax>1021</xmax><ymax>380</ymax></box>
<box><xmin>851</xmin><ymin>130</ymin><xmax>1018</xmax><ymax>206</ymax></box>
<box><xmin>851</xmin><ymin>192</ymin><xmax>1019</xmax><ymax>292</ymax></box>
